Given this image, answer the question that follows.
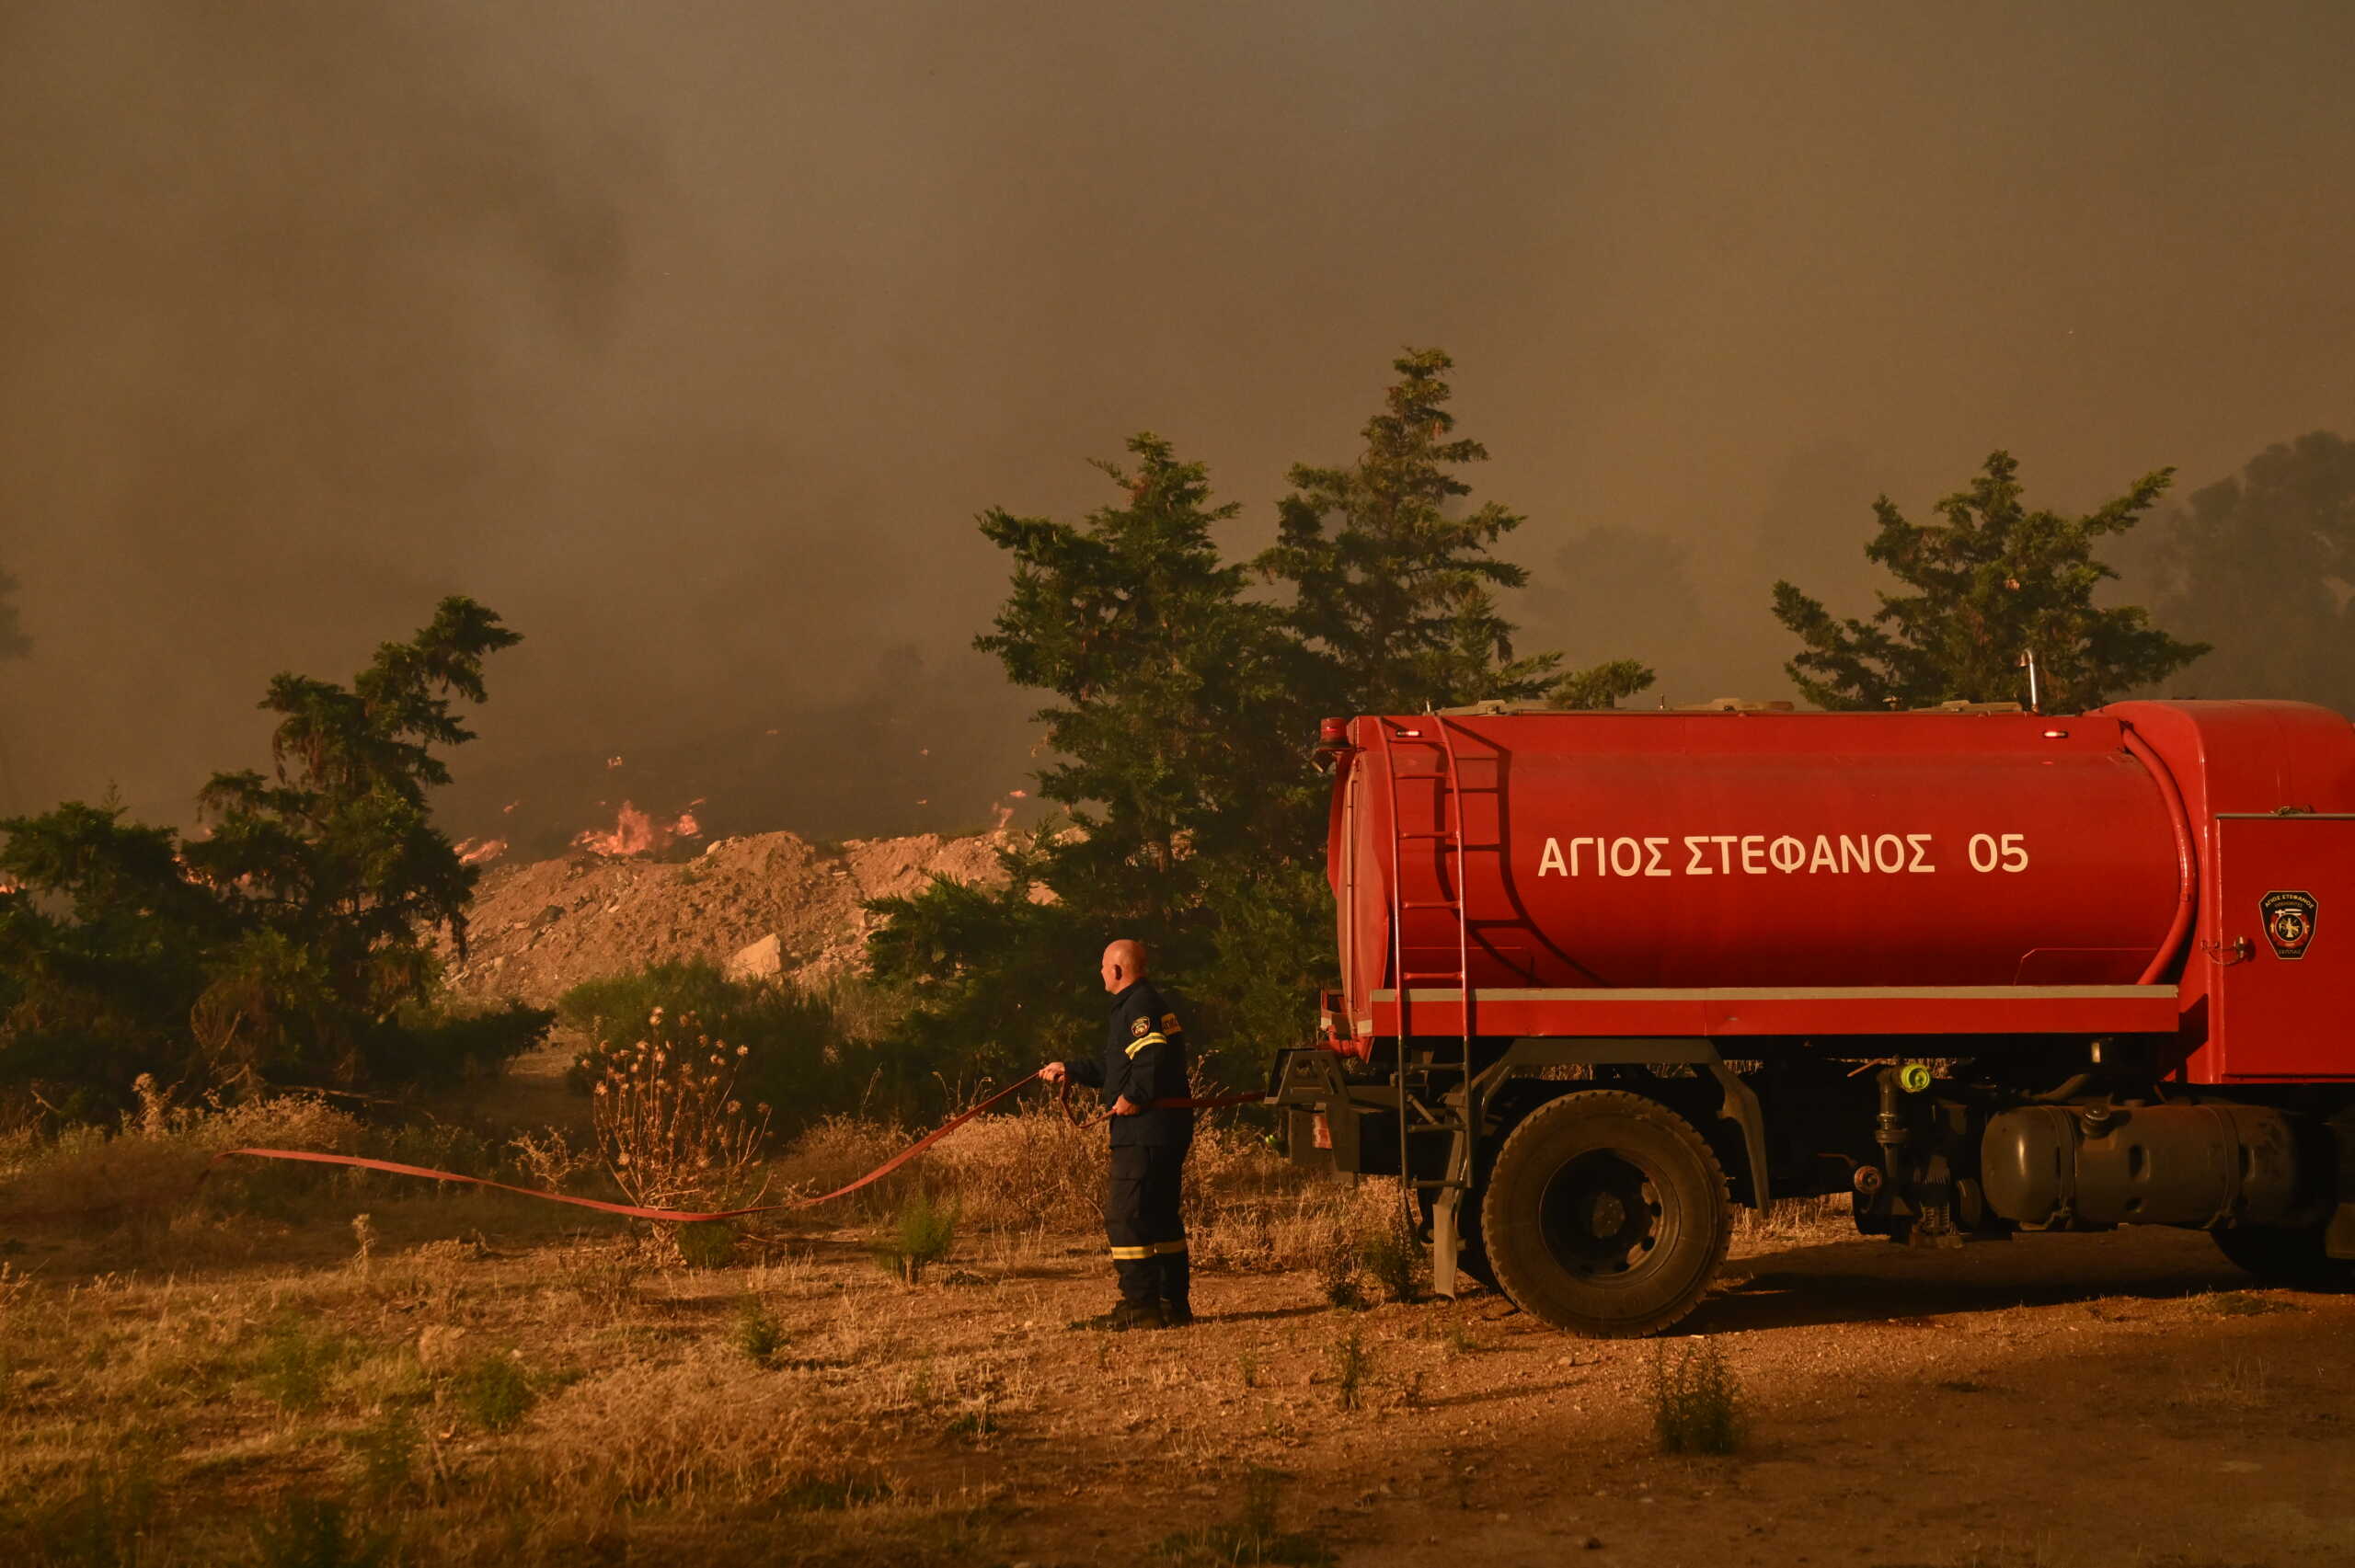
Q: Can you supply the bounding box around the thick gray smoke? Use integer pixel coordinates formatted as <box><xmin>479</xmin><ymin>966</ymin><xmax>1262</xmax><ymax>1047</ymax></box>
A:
<box><xmin>3</xmin><ymin>2</ymin><xmax>2351</xmax><ymax>843</ymax></box>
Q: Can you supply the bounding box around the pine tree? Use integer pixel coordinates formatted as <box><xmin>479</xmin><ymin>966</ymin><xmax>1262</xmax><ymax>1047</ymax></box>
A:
<box><xmin>182</xmin><ymin>597</ymin><xmax>523</xmax><ymax>1075</ymax></box>
<box><xmin>976</xmin><ymin>434</ymin><xmax>1314</xmax><ymax>904</ymax></box>
<box><xmin>1258</xmin><ymin>348</ymin><xmax>1650</xmax><ymax>713</ymax></box>
<box><xmin>0</xmin><ymin>598</ymin><xmax>546</xmax><ymax>1111</ymax></box>
<box><xmin>870</xmin><ymin>352</ymin><xmax>1660</xmax><ymax>1090</ymax></box>
<box><xmin>869</xmin><ymin>437</ymin><xmax>1314</xmax><ymax>1082</ymax></box>
<box><xmin>2139</xmin><ymin>430</ymin><xmax>2355</xmax><ymax>708</ymax></box>
<box><xmin>1772</xmin><ymin>452</ymin><xmax>2205</xmax><ymax>713</ymax></box>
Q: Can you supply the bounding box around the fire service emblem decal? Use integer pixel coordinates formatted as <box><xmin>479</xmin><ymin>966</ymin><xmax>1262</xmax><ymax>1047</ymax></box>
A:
<box><xmin>2260</xmin><ymin>890</ymin><xmax>2318</xmax><ymax>960</ymax></box>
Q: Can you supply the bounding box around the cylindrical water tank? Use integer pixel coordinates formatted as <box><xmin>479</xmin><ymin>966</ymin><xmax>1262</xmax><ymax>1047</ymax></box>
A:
<box><xmin>1333</xmin><ymin>708</ymin><xmax>2184</xmax><ymax>994</ymax></box>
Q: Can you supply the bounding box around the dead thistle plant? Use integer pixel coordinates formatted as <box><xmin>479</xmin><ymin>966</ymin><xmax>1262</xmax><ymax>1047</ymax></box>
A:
<box><xmin>508</xmin><ymin>1126</ymin><xmax>595</xmax><ymax>1193</ymax></box>
<box><xmin>591</xmin><ymin>1011</ymin><xmax>774</xmax><ymax>1218</ymax></box>
<box><xmin>350</xmin><ymin>1212</ymin><xmax>378</xmax><ymax>1275</ymax></box>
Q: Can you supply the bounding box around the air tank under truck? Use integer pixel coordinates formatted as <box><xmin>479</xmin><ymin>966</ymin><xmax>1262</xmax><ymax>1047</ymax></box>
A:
<box><xmin>1268</xmin><ymin>698</ymin><xmax>2355</xmax><ymax>1336</ymax></box>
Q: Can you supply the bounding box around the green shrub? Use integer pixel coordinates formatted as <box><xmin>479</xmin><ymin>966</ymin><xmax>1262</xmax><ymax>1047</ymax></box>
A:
<box><xmin>1315</xmin><ymin>1229</ymin><xmax>1367</xmax><ymax>1311</ymax></box>
<box><xmin>730</xmin><ymin>1295</ymin><xmax>787</xmax><ymax>1367</ymax></box>
<box><xmin>871</xmin><ymin>1189</ymin><xmax>959</xmax><ymax>1285</ymax></box>
<box><xmin>364</xmin><ymin>1000</ymin><xmax>550</xmax><ymax>1094</ymax></box>
<box><xmin>249</xmin><ymin>1496</ymin><xmax>393</xmax><ymax>1568</ymax></box>
<box><xmin>253</xmin><ymin>1322</ymin><xmax>355</xmax><ymax>1413</ymax></box>
<box><xmin>1651</xmin><ymin>1338</ymin><xmax>1743</xmax><ymax>1455</ymax></box>
<box><xmin>379</xmin><ymin>1120</ymin><xmax>497</xmax><ymax>1182</ymax></box>
<box><xmin>450</xmin><ymin>1351</ymin><xmax>535</xmax><ymax>1433</ymax></box>
<box><xmin>557</xmin><ymin>963</ymin><xmax>918</xmax><ymax>1134</ymax></box>
<box><xmin>1327</xmin><ymin>1330</ymin><xmax>1372</xmax><ymax>1413</ymax></box>
<box><xmin>347</xmin><ymin>1412</ymin><xmax>420</xmax><ymax>1502</ymax></box>
<box><xmin>775</xmin><ymin>1473</ymin><xmax>892</xmax><ymax>1512</ymax></box>
<box><xmin>1357</xmin><ymin>1207</ymin><xmax>1424</xmax><ymax>1303</ymax></box>
<box><xmin>10</xmin><ymin>1454</ymin><xmax>159</xmax><ymax>1567</ymax></box>
<box><xmin>673</xmin><ymin>1221</ymin><xmax>737</xmax><ymax>1269</ymax></box>
<box><xmin>1153</xmin><ymin>1467</ymin><xmax>1334</xmax><ymax>1566</ymax></box>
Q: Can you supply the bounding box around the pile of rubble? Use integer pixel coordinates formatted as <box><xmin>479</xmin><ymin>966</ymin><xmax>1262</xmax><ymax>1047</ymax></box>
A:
<box><xmin>438</xmin><ymin>829</ymin><xmax>1018</xmax><ymax>1008</ymax></box>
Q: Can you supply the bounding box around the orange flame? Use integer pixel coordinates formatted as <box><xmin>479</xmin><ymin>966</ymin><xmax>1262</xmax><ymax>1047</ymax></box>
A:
<box><xmin>575</xmin><ymin>802</ymin><xmax>660</xmax><ymax>856</ymax></box>
<box><xmin>574</xmin><ymin>800</ymin><xmax>707</xmax><ymax>857</ymax></box>
<box><xmin>455</xmin><ymin>838</ymin><xmax>508</xmax><ymax>866</ymax></box>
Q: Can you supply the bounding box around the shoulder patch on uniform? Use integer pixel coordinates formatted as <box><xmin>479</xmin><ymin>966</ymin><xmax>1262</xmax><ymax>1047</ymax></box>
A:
<box><xmin>1130</xmin><ymin>1016</ymin><xmax>1151</xmax><ymax>1037</ymax></box>
<box><xmin>1161</xmin><ymin>1013</ymin><xmax>1182</xmax><ymax>1034</ymax></box>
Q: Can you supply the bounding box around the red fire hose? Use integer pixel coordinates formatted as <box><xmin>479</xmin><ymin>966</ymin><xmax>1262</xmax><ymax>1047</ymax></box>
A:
<box><xmin>204</xmin><ymin>1070</ymin><xmax>1267</xmax><ymax>1224</ymax></box>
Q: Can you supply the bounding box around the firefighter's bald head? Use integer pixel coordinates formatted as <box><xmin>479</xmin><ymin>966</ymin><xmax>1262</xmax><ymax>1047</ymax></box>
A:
<box><xmin>1101</xmin><ymin>939</ymin><xmax>1148</xmax><ymax>993</ymax></box>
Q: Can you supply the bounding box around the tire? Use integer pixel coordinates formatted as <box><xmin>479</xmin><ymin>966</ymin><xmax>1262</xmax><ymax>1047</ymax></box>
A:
<box><xmin>2212</xmin><ymin>1224</ymin><xmax>2355</xmax><ymax>1290</ymax></box>
<box><xmin>1479</xmin><ymin>1090</ymin><xmax>1731</xmax><ymax>1337</ymax></box>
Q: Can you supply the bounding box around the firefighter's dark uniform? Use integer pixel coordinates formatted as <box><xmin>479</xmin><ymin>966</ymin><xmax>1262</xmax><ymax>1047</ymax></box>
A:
<box><xmin>1058</xmin><ymin>979</ymin><xmax>1193</xmax><ymax>1316</ymax></box>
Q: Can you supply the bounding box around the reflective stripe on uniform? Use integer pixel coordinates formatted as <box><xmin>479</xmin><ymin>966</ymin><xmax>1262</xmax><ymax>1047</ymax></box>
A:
<box><xmin>1145</xmin><ymin>1240</ymin><xmax>1188</xmax><ymax>1256</ymax></box>
<box><xmin>1124</xmin><ymin>1032</ymin><xmax>1166</xmax><ymax>1058</ymax></box>
<box><xmin>1109</xmin><ymin>1245</ymin><xmax>1152</xmax><ymax>1260</ymax></box>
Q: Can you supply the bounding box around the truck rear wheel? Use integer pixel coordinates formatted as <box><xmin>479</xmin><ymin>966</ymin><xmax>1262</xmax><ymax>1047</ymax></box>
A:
<box><xmin>2211</xmin><ymin>1223</ymin><xmax>2355</xmax><ymax>1290</ymax></box>
<box><xmin>1480</xmin><ymin>1090</ymin><xmax>1730</xmax><ymax>1337</ymax></box>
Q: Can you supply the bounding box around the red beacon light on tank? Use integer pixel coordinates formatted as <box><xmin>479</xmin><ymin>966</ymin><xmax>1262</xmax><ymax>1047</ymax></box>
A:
<box><xmin>1313</xmin><ymin>716</ymin><xmax>1358</xmax><ymax>772</ymax></box>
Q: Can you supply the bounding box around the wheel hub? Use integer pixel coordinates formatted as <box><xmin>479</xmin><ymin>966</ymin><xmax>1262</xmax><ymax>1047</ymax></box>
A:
<box><xmin>1540</xmin><ymin>1149</ymin><xmax>1669</xmax><ymax>1280</ymax></box>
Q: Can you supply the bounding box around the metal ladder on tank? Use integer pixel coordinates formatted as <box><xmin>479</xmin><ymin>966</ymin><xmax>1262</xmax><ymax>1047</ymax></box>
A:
<box><xmin>1374</xmin><ymin>715</ymin><xmax>1494</xmax><ymax>1298</ymax></box>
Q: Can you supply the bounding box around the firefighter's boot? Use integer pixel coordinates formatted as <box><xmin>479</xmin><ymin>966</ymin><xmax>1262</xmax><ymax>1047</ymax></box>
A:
<box><xmin>1068</xmin><ymin>1299</ymin><xmax>1167</xmax><ymax>1333</ymax></box>
<box><xmin>1155</xmin><ymin>1246</ymin><xmax>1192</xmax><ymax>1326</ymax></box>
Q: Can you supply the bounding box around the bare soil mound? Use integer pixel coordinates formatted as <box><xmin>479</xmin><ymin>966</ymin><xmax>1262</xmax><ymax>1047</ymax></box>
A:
<box><xmin>439</xmin><ymin>829</ymin><xmax>1017</xmax><ymax>1007</ymax></box>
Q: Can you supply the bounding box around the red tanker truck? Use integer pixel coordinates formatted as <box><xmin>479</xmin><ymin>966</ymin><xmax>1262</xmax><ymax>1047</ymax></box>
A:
<box><xmin>1268</xmin><ymin>697</ymin><xmax>2355</xmax><ymax>1336</ymax></box>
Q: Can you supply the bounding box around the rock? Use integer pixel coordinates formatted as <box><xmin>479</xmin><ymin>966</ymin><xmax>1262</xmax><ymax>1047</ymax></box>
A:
<box><xmin>725</xmin><ymin>933</ymin><xmax>783</xmax><ymax>982</ymax></box>
<box><xmin>417</xmin><ymin>1324</ymin><xmax>468</xmax><ymax>1372</ymax></box>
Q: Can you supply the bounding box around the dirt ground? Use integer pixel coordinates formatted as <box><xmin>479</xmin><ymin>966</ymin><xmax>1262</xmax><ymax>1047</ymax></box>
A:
<box><xmin>1329</xmin><ymin>1230</ymin><xmax>2355</xmax><ymax>1568</ymax></box>
<box><xmin>977</xmin><ymin>1224</ymin><xmax>2355</xmax><ymax>1568</ymax></box>
<box><xmin>7</xmin><ymin>1175</ymin><xmax>2351</xmax><ymax>1568</ymax></box>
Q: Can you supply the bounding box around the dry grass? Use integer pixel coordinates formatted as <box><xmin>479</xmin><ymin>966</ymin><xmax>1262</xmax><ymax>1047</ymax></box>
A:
<box><xmin>0</xmin><ymin>1228</ymin><xmax>1013</xmax><ymax>1563</ymax></box>
<box><xmin>1730</xmin><ymin>1193</ymin><xmax>1855</xmax><ymax>1255</ymax></box>
<box><xmin>3</xmin><ymin>1087</ymin><xmax>2338</xmax><ymax>1568</ymax></box>
<box><xmin>0</xmin><ymin>1093</ymin><xmax>1389</xmax><ymax>1562</ymax></box>
<box><xmin>0</xmin><ymin>1076</ymin><xmax>368</xmax><ymax>1225</ymax></box>
<box><xmin>773</xmin><ymin>1101</ymin><xmax>1357</xmax><ymax>1273</ymax></box>
<box><xmin>520</xmin><ymin>1348</ymin><xmax>858</xmax><ymax>1508</ymax></box>
<box><xmin>775</xmin><ymin>1113</ymin><xmax>931</xmax><ymax>1220</ymax></box>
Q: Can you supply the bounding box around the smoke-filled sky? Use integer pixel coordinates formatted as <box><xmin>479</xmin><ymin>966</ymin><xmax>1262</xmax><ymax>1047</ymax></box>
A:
<box><xmin>3</xmin><ymin>1</ymin><xmax>2350</xmax><ymax>844</ymax></box>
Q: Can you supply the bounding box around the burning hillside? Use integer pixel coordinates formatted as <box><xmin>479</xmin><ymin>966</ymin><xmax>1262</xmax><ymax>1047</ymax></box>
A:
<box><xmin>438</xmin><ymin>827</ymin><xmax>1019</xmax><ymax>1008</ymax></box>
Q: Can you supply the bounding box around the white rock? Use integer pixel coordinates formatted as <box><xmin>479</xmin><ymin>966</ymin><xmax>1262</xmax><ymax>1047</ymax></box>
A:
<box><xmin>725</xmin><ymin>933</ymin><xmax>783</xmax><ymax>982</ymax></box>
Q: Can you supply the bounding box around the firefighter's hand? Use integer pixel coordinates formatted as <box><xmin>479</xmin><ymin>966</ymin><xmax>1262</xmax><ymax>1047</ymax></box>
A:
<box><xmin>1110</xmin><ymin>1095</ymin><xmax>1142</xmax><ymax>1116</ymax></box>
<box><xmin>1040</xmin><ymin>1061</ymin><xmax>1068</xmax><ymax>1084</ymax></box>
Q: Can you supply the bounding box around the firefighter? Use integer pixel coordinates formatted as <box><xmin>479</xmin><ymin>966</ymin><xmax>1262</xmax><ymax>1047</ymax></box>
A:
<box><xmin>1040</xmin><ymin>938</ymin><xmax>1194</xmax><ymax>1330</ymax></box>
